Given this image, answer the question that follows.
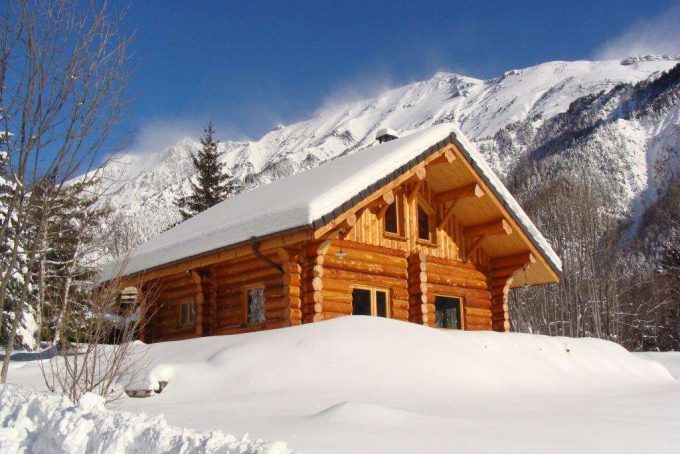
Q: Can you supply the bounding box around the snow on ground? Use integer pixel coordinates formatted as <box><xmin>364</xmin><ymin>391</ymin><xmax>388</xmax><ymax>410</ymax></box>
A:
<box><xmin>0</xmin><ymin>385</ymin><xmax>290</xmax><ymax>454</ymax></box>
<box><xmin>5</xmin><ymin>317</ymin><xmax>680</xmax><ymax>453</ymax></box>
<box><xmin>636</xmin><ymin>351</ymin><xmax>680</xmax><ymax>380</ymax></box>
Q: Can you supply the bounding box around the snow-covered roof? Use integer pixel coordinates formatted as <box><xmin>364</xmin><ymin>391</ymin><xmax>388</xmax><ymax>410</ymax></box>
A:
<box><xmin>102</xmin><ymin>124</ymin><xmax>561</xmax><ymax>281</ymax></box>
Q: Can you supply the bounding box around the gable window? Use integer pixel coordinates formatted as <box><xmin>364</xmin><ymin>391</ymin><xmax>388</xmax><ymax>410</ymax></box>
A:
<box><xmin>247</xmin><ymin>286</ymin><xmax>266</xmax><ymax>325</ymax></box>
<box><xmin>352</xmin><ymin>287</ymin><xmax>389</xmax><ymax>318</ymax></box>
<box><xmin>179</xmin><ymin>302</ymin><xmax>196</xmax><ymax>327</ymax></box>
<box><xmin>434</xmin><ymin>296</ymin><xmax>463</xmax><ymax>329</ymax></box>
<box><xmin>384</xmin><ymin>201</ymin><xmax>400</xmax><ymax>235</ymax></box>
<box><xmin>418</xmin><ymin>204</ymin><xmax>432</xmax><ymax>241</ymax></box>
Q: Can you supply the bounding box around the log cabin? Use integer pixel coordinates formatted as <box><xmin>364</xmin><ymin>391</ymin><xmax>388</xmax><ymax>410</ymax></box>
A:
<box><xmin>101</xmin><ymin>124</ymin><xmax>562</xmax><ymax>342</ymax></box>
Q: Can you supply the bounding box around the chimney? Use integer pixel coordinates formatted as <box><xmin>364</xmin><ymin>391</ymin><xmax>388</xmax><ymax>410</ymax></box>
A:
<box><xmin>375</xmin><ymin>127</ymin><xmax>398</xmax><ymax>143</ymax></box>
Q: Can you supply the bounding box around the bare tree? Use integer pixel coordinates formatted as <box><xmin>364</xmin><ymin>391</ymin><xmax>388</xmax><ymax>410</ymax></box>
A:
<box><xmin>40</xmin><ymin>274</ymin><xmax>154</xmax><ymax>404</ymax></box>
<box><xmin>0</xmin><ymin>0</ymin><xmax>130</xmax><ymax>382</ymax></box>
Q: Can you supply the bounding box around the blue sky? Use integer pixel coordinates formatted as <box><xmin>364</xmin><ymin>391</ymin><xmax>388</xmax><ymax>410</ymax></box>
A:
<box><xmin>113</xmin><ymin>0</ymin><xmax>680</xmax><ymax>152</ymax></box>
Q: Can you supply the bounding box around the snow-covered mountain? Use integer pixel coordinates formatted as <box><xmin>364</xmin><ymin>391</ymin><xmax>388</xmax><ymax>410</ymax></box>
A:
<box><xmin>99</xmin><ymin>56</ymin><xmax>680</xmax><ymax>248</ymax></box>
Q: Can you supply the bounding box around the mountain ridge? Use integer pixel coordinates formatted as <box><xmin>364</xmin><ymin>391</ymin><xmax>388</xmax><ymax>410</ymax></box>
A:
<box><xmin>97</xmin><ymin>56</ymin><xmax>680</xmax><ymax>253</ymax></box>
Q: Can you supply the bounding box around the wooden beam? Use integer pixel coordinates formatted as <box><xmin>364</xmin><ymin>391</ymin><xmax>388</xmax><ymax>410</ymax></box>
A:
<box><xmin>466</xmin><ymin>235</ymin><xmax>485</xmax><ymax>261</ymax></box>
<box><xmin>490</xmin><ymin>252</ymin><xmax>535</xmax><ymax>269</ymax></box>
<box><xmin>433</xmin><ymin>183</ymin><xmax>484</xmax><ymax>204</ymax></box>
<box><xmin>377</xmin><ymin>202</ymin><xmax>391</xmax><ymax>219</ymax></box>
<box><xmin>463</xmin><ymin>219</ymin><xmax>512</xmax><ymax>238</ymax></box>
<box><xmin>431</xmin><ymin>147</ymin><xmax>456</xmax><ymax>164</ymax></box>
<box><xmin>437</xmin><ymin>200</ymin><xmax>458</xmax><ymax>229</ymax></box>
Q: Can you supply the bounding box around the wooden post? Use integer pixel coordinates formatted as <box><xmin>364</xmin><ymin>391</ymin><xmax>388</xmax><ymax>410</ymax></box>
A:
<box><xmin>487</xmin><ymin>253</ymin><xmax>534</xmax><ymax>332</ymax></box>
<box><xmin>207</xmin><ymin>267</ymin><xmax>217</xmax><ymax>335</ymax></box>
<box><xmin>302</xmin><ymin>240</ymin><xmax>331</xmax><ymax>323</ymax></box>
<box><xmin>190</xmin><ymin>270</ymin><xmax>204</xmax><ymax>337</ymax></box>
<box><xmin>279</xmin><ymin>247</ymin><xmax>302</xmax><ymax>326</ymax></box>
<box><xmin>408</xmin><ymin>252</ymin><xmax>432</xmax><ymax>326</ymax></box>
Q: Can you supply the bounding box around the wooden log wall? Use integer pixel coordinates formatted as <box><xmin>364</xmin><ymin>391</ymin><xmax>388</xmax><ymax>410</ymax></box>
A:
<box><xmin>321</xmin><ymin>240</ymin><xmax>410</xmax><ymax>321</ymax></box>
<box><xmin>424</xmin><ymin>256</ymin><xmax>493</xmax><ymax>331</ymax></box>
<box><xmin>211</xmin><ymin>251</ymin><xmax>289</xmax><ymax>335</ymax></box>
<box><xmin>148</xmin><ymin>271</ymin><xmax>199</xmax><ymax>342</ymax></box>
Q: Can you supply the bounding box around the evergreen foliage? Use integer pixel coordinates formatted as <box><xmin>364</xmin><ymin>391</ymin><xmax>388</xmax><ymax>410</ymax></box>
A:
<box><xmin>175</xmin><ymin>122</ymin><xmax>234</xmax><ymax>221</ymax></box>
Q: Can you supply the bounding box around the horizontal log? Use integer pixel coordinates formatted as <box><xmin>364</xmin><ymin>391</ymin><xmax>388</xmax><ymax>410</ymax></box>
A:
<box><xmin>303</xmin><ymin>313</ymin><xmax>324</xmax><ymax>323</ymax></box>
<box><xmin>321</xmin><ymin>290</ymin><xmax>353</xmax><ymax>303</ymax></box>
<box><xmin>322</xmin><ymin>300</ymin><xmax>352</xmax><ymax>314</ymax></box>
<box><xmin>491</xmin><ymin>265</ymin><xmax>524</xmax><ymax>279</ymax></box>
<box><xmin>326</xmin><ymin>247</ymin><xmax>408</xmax><ymax>269</ymax></box>
<box><xmin>392</xmin><ymin>309</ymin><xmax>409</xmax><ymax>320</ymax></box>
<box><xmin>426</xmin><ymin>273</ymin><xmax>487</xmax><ymax>289</ymax></box>
<box><xmin>155</xmin><ymin>277</ymin><xmax>194</xmax><ymax>293</ymax></box>
<box><xmin>324</xmin><ymin>268</ymin><xmax>407</xmax><ymax>289</ymax></box>
<box><xmin>490</xmin><ymin>252</ymin><xmax>535</xmax><ymax>269</ymax></box>
<box><xmin>264</xmin><ymin>308</ymin><xmax>288</xmax><ymax>320</ymax></box>
<box><xmin>333</xmin><ymin>239</ymin><xmax>409</xmax><ymax>258</ymax></box>
<box><xmin>391</xmin><ymin>299</ymin><xmax>409</xmax><ymax>310</ymax></box>
<box><xmin>214</xmin><ymin>272</ymin><xmax>281</xmax><ymax>288</ymax></box>
<box><xmin>464</xmin><ymin>219</ymin><xmax>512</xmax><ymax>238</ymax></box>
<box><xmin>465</xmin><ymin>315</ymin><xmax>492</xmax><ymax>326</ymax></box>
<box><xmin>433</xmin><ymin>183</ymin><xmax>484</xmax><ymax>204</ymax></box>
<box><xmin>322</xmin><ymin>311</ymin><xmax>348</xmax><ymax>320</ymax></box>
<box><xmin>465</xmin><ymin>323</ymin><xmax>491</xmax><ymax>331</ymax></box>
<box><xmin>463</xmin><ymin>299</ymin><xmax>492</xmax><ymax>310</ymax></box>
<box><xmin>464</xmin><ymin>307</ymin><xmax>492</xmax><ymax>318</ymax></box>
<box><xmin>426</xmin><ymin>261</ymin><xmax>487</xmax><ymax>281</ymax></box>
<box><xmin>324</xmin><ymin>256</ymin><xmax>407</xmax><ymax>280</ymax></box>
<box><xmin>310</xmin><ymin>278</ymin><xmax>350</xmax><ymax>293</ymax></box>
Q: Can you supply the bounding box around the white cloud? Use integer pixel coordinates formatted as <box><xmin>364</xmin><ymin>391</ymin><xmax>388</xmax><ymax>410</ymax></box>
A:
<box><xmin>315</xmin><ymin>71</ymin><xmax>396</xmax><ymax>116</ymax></box>
<box><xmin>594</xmin><ymin>6</ymin><xmax>680</xmax><ymax>59</ymax></box>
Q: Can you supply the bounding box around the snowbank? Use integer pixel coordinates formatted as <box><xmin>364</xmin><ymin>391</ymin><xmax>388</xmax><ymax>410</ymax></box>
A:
<box><xmin>6</xmin><ymin>317</ymin><xmax>680</xmax><ymax>453</ymax></box>
<box><xmin>0</xmin><ymin>384</ymin><xmax>291</xmax><ymax>454</ymax></box>
<box><xmin>131</xmin><ymin>316</ymin><xmax>672</xmax><ymax>399</ymax></box>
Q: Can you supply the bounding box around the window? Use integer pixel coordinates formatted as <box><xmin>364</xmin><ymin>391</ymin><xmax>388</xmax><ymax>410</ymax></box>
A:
<box><xmin>418</xmin><ymin>204</ymin><xmax>431</xmax><ymax>241</ymax></box>
<box><xmin>247</xmin><ymin>286</ymin><xmax>266</xmax><ymax>325</ymax></box>
<box><xmin>179</xmin><ymin>302</ymin><xmax>196</xmax><ymax>327</ymax></box>
<box><xmin>434</xmin><ymin>296</ymin><xmax>463</xmax><ymax>329</ymax></box>
<box><xmin>384</xmin><ymin>201</ymin><xmax>400</xmax><ymax>235</ymax></box>
<box><xmin>352</xmin><ymin>287</ymin><xmax>389</xmax><ymax>317</ymax></box>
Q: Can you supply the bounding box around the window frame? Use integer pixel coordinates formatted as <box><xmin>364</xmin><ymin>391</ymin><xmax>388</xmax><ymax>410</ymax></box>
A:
<box><xmin>383</xmin><ymin>194</ymin><xmax>405</xmax><ymax>239</ymax></box>
<box><xmin>242</xmin><ymin>283</ymin><xmax>267</xmax><ymax>326</ymax></box>
<box><xmin>433</xmin><ymin>294</ymin><xmax>465</xmax><ymax>330</ymax></box>
<box><xmin>178</xmin><ymin>301</ymin><xmax>196</xmax><ymax>328</ymax></box>
<box><xmin>351</xmin><ymin>286</ymin><xmax>391</xmax><ymax>318</ymax></box>
<box><xmin>416</xmin><ymin>195</ymin><xmax>436</xmax><ymax>244</ymax></box>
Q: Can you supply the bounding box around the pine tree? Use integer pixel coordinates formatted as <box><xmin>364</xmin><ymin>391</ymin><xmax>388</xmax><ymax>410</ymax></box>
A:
<box><xmin>0</xmin><ymin>151</ymin><xmax>35</xmax><ymax>349</ymax></box>
<box><xmin>175</xmin><ymin>121</ymin><xmax>234</xmax><ymax>220</ymax></box>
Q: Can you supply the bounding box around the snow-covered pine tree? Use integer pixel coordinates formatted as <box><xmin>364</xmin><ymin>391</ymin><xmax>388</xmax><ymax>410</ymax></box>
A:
<box><xmin>0</xmin><ymin>151</ymin><xmax>36</xmax><ymax>349</ymax></box>
<box><xmin>175</xmin><ymin>121</ymin><xmax>234</xmax><ymax>220</ymax></box>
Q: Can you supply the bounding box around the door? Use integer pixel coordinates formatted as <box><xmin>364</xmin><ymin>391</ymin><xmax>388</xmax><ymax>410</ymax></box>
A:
<box><xmin>434</xmin><ymin>296</ymin><xmax>462</xmax><ymax>329</ymax></box>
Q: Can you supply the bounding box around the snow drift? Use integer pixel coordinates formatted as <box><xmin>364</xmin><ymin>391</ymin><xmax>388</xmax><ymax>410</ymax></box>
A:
<box><xmin>6</xmin><ymin>317</ymin><xmax>680</xmax><ymax>453</ymax></box>
<box><xmin>0</xmin><ymin>384</ymin><xmax>291</xmax><ymax>454</ymax></box>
